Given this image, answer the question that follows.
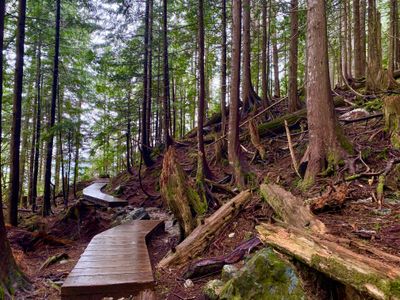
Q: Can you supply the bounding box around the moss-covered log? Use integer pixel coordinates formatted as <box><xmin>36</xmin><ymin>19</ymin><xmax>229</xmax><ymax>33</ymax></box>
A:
<box><xmin>186</xmin><ymin>112</ymin><xmax>222</xmax><ymax>138</ymax></box>
<box><xmin>158</xmin><ymin>190</ymin><xmax>252</xmax><ymax>268</ymax></box>
<box><xmin>257</xmin><ymin>223</ymin><xmax>400</xmax><ymax>300</ymax></box>
<box><xmin>253</xmin><ymin>97</ymin><xmax>345</xmax><ymax>139</ymax></box>
<box><xmin>160</xmin><ymin>147</ymin><xmax>207</xmax><ymax>237</ymax></box>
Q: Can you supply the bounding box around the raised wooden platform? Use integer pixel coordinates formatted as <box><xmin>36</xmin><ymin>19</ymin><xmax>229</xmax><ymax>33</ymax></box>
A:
<box><xmin>83</xmin><ymin>182</ymin><xmax>127</xmax><ymax>207</ymax></box>
<box><xmin>61</xmin><ymin>220</ymin><xmax>163</xmax><ymax>300</ymax></box>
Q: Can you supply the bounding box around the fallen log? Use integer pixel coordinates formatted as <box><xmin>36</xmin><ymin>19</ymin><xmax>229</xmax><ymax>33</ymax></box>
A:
<box><xmin>260</xmin><ymin>184</ymin><xmax>326</xmax><ymax>234</ymax></box>
<box><xmin>257</xmin><ymin>223</ymin><xmax>400</xmax><ymax>300</ymax></box>
<box><xmin>254</xmin><ymin>96</ymin><xmax>346</xmax><ymax>139</ymax></box>
<box><xmin>158</xmin><ymin>190</ymin><xmax>252</xmax><ymax>268</ymax></box>
<box><xmin>183</xmin><ymin>237</ymin><xmax>261</xmax><ymax>279</ymax></box>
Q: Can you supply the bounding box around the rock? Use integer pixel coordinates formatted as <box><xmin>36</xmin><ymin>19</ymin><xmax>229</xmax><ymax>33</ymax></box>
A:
<box><xmin>221</xmin><ymin>265</ymin><xmax>238</xmax><ymax>282</ymax></box>
<box><xmin>125</xmin><ymin>208</ymin><xmax>150</xmax><ymax>221</ymax></box>
<box><xmin>184</xmin><ymin>279</ymin><xmax>194</xmax><ymax>289</ymax></box>
<box><xmin>339</xmin><ymin>108</ymin><xmax>369</xmax><ymax>121</ymax></box>
<box><xmin>228</xmin><ymin>232</ymin><xmax>235</xmax><ymax>238</ymax></box>
<box><xmin>204</xmin><ymin>279</ymin><xmax>224</xmax><ymax>300</ymax></box>
<box><xmin>372</xmin><ymin>208</ymin><xmax>392</xmax><ymax>216</ymax></box>
<box><xmin>114</xmin><ymin>185</ymin><xmax>124</xmax><ymax>196</ymax></box>
<box><xmin>218</xmin><ymin>248</ymin><xmax>305</xmax><ymax>300</ymax></box>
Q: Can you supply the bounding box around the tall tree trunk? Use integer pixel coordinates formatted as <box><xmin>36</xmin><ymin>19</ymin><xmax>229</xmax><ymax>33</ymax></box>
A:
<box><xmin>196</xmin><ymin>0</ymin><xmax>210</xmax><ymax>212</ymax></box>
<box><xmin>360</xmin><ymin>0</ymin><xmax>367</xmax><ymax>77</ymax></box>
<box><xmin>389</xmin><ymin>0</ymin><xmax>398</xmax><ymax>76</ymax></box>
<box><xmin>261</xmin><ymin>0</ymin><xmax>270</xmax><ymax>106</ymax></box>
<box><xmin>162</xmin><ymin>0</ymin><xmax>172</xmax><ymax>148</ymax></box>
<box><xmin>272</xmin><ymin>23</ymin><xmax>280</xmax><ymax>98</ymax></box>
<box><xmin>304</xmin><ymin>0</ymin><xmax>349</xmax><ymax>181</ymax></box>
<box><xmin>221</xmin><ymin>0</ymin><xmax>228</xmax><ymax>135</ymax></box>
<box><xmin>8</xmin><ymin>0</ymin><xmax>27</xmax><ymax>226</ymax></box>
<box><xmin>141</xmin><ymin>0</ymin><xmax>154</xmax><ymax>166</ymax></box>
<box><xmin>366</xmin><ymin>0</ymin><xmax>384</xmax><ymax>92</ymax></box>
<box><xmin>288</xmin><ymin>0</ymin><xmax>300</xmax><ymax>112</ymax></box>
<box><xmin>31</xmin><ymin>43</ymin><xmax>42</xmax><ymax>212</ymax></box>
<box><xmin>43</xmin><ymin>0</ymin><xmax>61</xmax><ymax>216</ymax></box>
<box><xmin>73</xmin><ymin>98</ymin><xmax>82</xmax><ymax>198</ymax></box>
<box><xmin>126</xmin><ymin>93</ymin><xmax>132</xmax><ymax>174</ymax></box>
<box><xmin>241</xmin><ymin>0</ymin><xmax>261</xmax><ymax>113</ymax></box>
<box><xmin>228</xmin><ymin>0</ymin><xmax>244</xmax><ymax>188</ymax></box>
<box><xmin>353</xmin><ymin>0</ymin><xmax>363</xmax><ymax>78</ymax></box>
<box><xmin>342</xmin><ymin>0</ymin><xmax>349</xmax><ymax>80</ymax></box>
<box><xmin>346</xmin><ymin>0</ymin><xmax>353</xmax><ymax>79</ymax></box>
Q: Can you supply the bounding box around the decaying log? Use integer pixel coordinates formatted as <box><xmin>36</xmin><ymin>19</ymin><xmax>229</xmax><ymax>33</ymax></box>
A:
<box><xmin>257</xmin><ymin>223</ymin><xmax>400</xmax><ymax>300</ymax></box>
<box><xmin>186</xmin><ymin>112</ymin><xmax>222</xmax><ymax>138</ymax></box>
<box><xmin>260</xmin><ymin>184</ymin><xmax>326</xmax><ymax>234</ymax></box>
<box><xmin>254</xmin><ymin>97</ymin><xmax>346</xmax><ymax>139</ymax></box>
<box><xmin>158</xmin><ymin>190</ymin><xmax>252</xmax><ymax>268</ymax></box>
<box><xmin>309</xmin><ymin>184</ymin><xmax>349</xmax><ymax>213</ymax></box>
<box><xmin>183</xmin><ymin>237</ymin><xmax>261</xmax><ymax>279</ymax></box>
<box><xmin>160</xmin><ymin>147</ymin><xmax>207</xmax><ymax>237</ymax></box>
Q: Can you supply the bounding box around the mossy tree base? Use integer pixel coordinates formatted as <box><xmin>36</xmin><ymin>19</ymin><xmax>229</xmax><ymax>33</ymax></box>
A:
<box><xmin>160</xmin><ymin>147</ymin><xmax>206</xmax><ymax>237</ymax></box>
<box><xmin>384</xmin><ymin>95</ymin><xmax>400</xmax><ymax>149</ymax></box>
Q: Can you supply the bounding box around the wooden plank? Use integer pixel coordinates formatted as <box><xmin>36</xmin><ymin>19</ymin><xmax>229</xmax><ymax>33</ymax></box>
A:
<box><xmin>82</xmin><ymin>182</ymin><xmax>128</xmax><ymax>207</ymax></box>
<box><xmin>61</xmin><ymin>220</ymin><xmax>163</xmax><ymax>299</ymax></box>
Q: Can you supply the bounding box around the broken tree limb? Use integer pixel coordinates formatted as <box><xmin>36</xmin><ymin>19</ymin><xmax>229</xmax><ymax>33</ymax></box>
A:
<box><xmin>260</xmin><ymin>184</ymin><xmax>326</xmax><ymax>234</ymax></box>
<box><xmin>284</xmin><ymin>120</ymin><xmax>301</xmax><ymax>178</ymax></box>
<box><xmin>248</xmin><ymin>119</ymin><xmax>266</xmax><ymax>160</ymax></box>
<box><xmin>257</xmin><ymin>223</ymin><xmax>400</xmax><ymax>300</ymax></box>
<box><xmin>158</xmin><ymin>190</ymin><xmax>252</xmax><ymax>269</ymax></box>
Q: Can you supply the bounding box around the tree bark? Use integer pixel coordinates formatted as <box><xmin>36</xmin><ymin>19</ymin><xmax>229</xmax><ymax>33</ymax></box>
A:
<box><xmin>241</xmin><ymin>0</ymin><xmax>260</xmax><ymax>113</ymax></box>
<box><xmin>141</xmin><ymin>0</ymin><xmax>154</xmax><ymax>166</ymax></box>
<box><xmin>228</xmin><ymin>0</ymin><xmax>244</xmax><ymax>188</ymax></box>
<box><xmin>261</xmin><ymin>0</ymin><xmax>270</xmax><ymax>106</ymax></box>
<box><xmin>272</xmin><ymin>21</ymin><xmax>280</xmax><ymax>98</ymax></box>
<box><xmin>220</xmin><ymin>0</ymin><xmax>228</xmax><ymax>135</ymax></box>
<box><xmin>353</xmin><ymin>0</ymin><xmax>363</xmax><ymax>78</ymax></box>
<box><xmin>162</xmin><ymin>0</ymin><xmax>172</xmax><ymax>148</ymax></box>
<box><xmin>304</xmin><ymin>0</ymin><xmax>349</xmax><ymax>181</ymax></box>
<box><xmin>288</xmin><ymin>0</ymin><xmax>300</xmax><ymax>112</ymax></box>
<box><xmin>389</xmin><ymin>0</ymin><xmax>399</xmax><ymax>76</ymax></box>
<box><xmin>43</xmin><ymin>0</ymin><xmax>61</xmax><ymax>216</ymax></box>
<box><xmin>8</xmin><ymin>0</ymin><xmax>27</xmax><ymax>225</ymax></box>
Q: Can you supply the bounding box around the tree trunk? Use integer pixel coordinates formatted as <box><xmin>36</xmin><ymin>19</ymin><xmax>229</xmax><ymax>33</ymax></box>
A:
<box><xmin>31</xmin><ymin>42</ymin><xmax>42</xmax><ymax>212</ymax></box>
<box><xmin>304</xmin><ymin>0</ymin><xmax>349</xmax><ymax>181</ymax></box>
<box><xmin>288</xmin><ymin>0</ymin><xmax>300</xmax><ymax>112</ymax></box>
<box><xmin>360</xmin><ymin>0</ymin><xmax>367</xmax><ymax>77</ymax></box>
<box><xmin>220</xmin><ymin>0</ymin><xmax>227</xmax><ymax>136</ymax></box>
<box><xmin>272</xmin><ymin>21</ymin><xmax>280</xmax><ymax>98</ymax></box>
<box><xmin>141</xmin><ymin>0</ymin><xmax>154</xmax><ymax>166</ymax></box>
<box><xmin>389</xmin><ymin>0</ymin><xmax>398</xmax><ymax>76</ymax></box>
<box><xmin>73</xmin><ymin>98</ymin><xmax>82</xmax><ymax>198</ymax></box>
<box><xmin>0</xmin><ymin>1</ymin><xmax>28</xmax><ymax>295</ymax></box>
<box><xmin>261</xmin><ymin>0</ymin><xmax>270</xmax><ymax>106</ymax></box>
<box><xmin>43</xmin><ymin>0</ymin><xmax>61</xmax><ymax>216</ymax></box>
<box><xmin>241</xmin><ymin>0</ymin><xmax>260</xmax><ymax>113</ymax></box>
<box><xmin>228</xmin><ymin>0</ymin><xmax>244</xmax><ymax>188</ymax></box>
<box><xmin>8</xmin><ymin>0</ymin><xmax>27</xmax><ymax>226</ymax></box>
<box><xmin>353</xmin><ymin>0</ymin><xmax>363</xmax><ymax>78</ymax></box>
<box><xmin>162</xmin><ymin>0</ymin><xmax>172</xmax><ymax>148</ymax></box>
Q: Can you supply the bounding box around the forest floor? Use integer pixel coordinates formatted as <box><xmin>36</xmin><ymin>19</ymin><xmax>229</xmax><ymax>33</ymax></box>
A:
<box><xmin>7</xmin><ymin>91</ymin><xmax>400</xmax><ymax>299</ymax></box>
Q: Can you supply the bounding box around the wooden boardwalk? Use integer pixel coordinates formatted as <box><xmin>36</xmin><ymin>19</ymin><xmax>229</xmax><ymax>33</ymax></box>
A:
<box><xmin>83</xmin><ymin>182</ymin><xmax>128</xmax><ymax>207</ymax></box>
<box><xmin>61</xmin><ymin>220</ymin><xmax>162</xmax><ymax>300</ymax></box>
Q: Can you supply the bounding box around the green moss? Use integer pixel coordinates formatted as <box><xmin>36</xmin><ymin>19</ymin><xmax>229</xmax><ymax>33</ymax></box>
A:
<box><xmin>244</xmin><ymin>172</ymin><xmax>258</xmax><ymax>189</ymax></box>
<box><xmin>336</xmin><ymin>126</ymin><xmax>354</xmax><ymax>155</ymax></box>
<box><xmin>310</xmin><ymin>254</ymin><xmax>400</xmax><ymax>297</ymax></box>
<box><xmin>377</xmin><ymin>174</ymin><xmax>385</xmax><ymax>200</ymax></box>
<box><xmin>378</xmin><ymin>148</ymin><xmax>389</xmax><ymax>160</ymax></box>
<box><xmin>219</xmin><ymin>248</ymin><xmax>305</xmax><ymax>300</ymax></box>
<box><xmin>297</xmin><ymin>176</ymin><xmax>314</xmax><ymax>192</ymax></box>
<box><xmin>361</xmin><ymin>147</ymin><xmax>373</xmax><ymax>160</ymax></box>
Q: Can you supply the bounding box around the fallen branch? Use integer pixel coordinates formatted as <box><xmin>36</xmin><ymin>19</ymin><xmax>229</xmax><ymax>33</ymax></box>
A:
<box><xmin>284</xmin><ymin>120</ymin><xmax>301</xmax><ymax>178</ymax></box>
<box><xmin>341</xmin><ymin>113</ymin><xmax>383</xmax><ymax>125</ymax></box>
<box><xmin>158</xmin><ymin>190</ymin><xmax>252</xmax><ymax>268</ymax></box>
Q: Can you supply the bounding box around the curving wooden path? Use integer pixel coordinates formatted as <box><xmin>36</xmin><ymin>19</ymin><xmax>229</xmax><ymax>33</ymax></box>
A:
<box><xmin>61</xmin><ymin>220</ymin><xmax>162</xmax><ymax>299</ymax></box>
<box><xmin>83</xmin><ymin>181</ymin><xmax>127</xmax><ymax>207</ymax></box>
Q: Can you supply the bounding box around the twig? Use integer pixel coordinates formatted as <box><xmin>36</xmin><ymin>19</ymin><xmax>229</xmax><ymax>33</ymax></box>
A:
<box><xmin>341</xmin><ymin>113</ymin><xmax>383</xmax><ymax>124</ymax></box>
<box><xmin>284</xmin><ymin>120</ymin><xmax>301</xmax><ymax>178</ymax></box>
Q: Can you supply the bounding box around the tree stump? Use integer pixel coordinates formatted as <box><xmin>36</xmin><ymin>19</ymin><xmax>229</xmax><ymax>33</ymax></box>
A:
<box><xmin>384</xmin><ymin>95</ymin><xmax>400</xmax><ymax>149</ymax></box>
<box><xmin>160</xmin><ymin>147</ymin><xmax>205</xmax><ymax>237</ymax></box>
